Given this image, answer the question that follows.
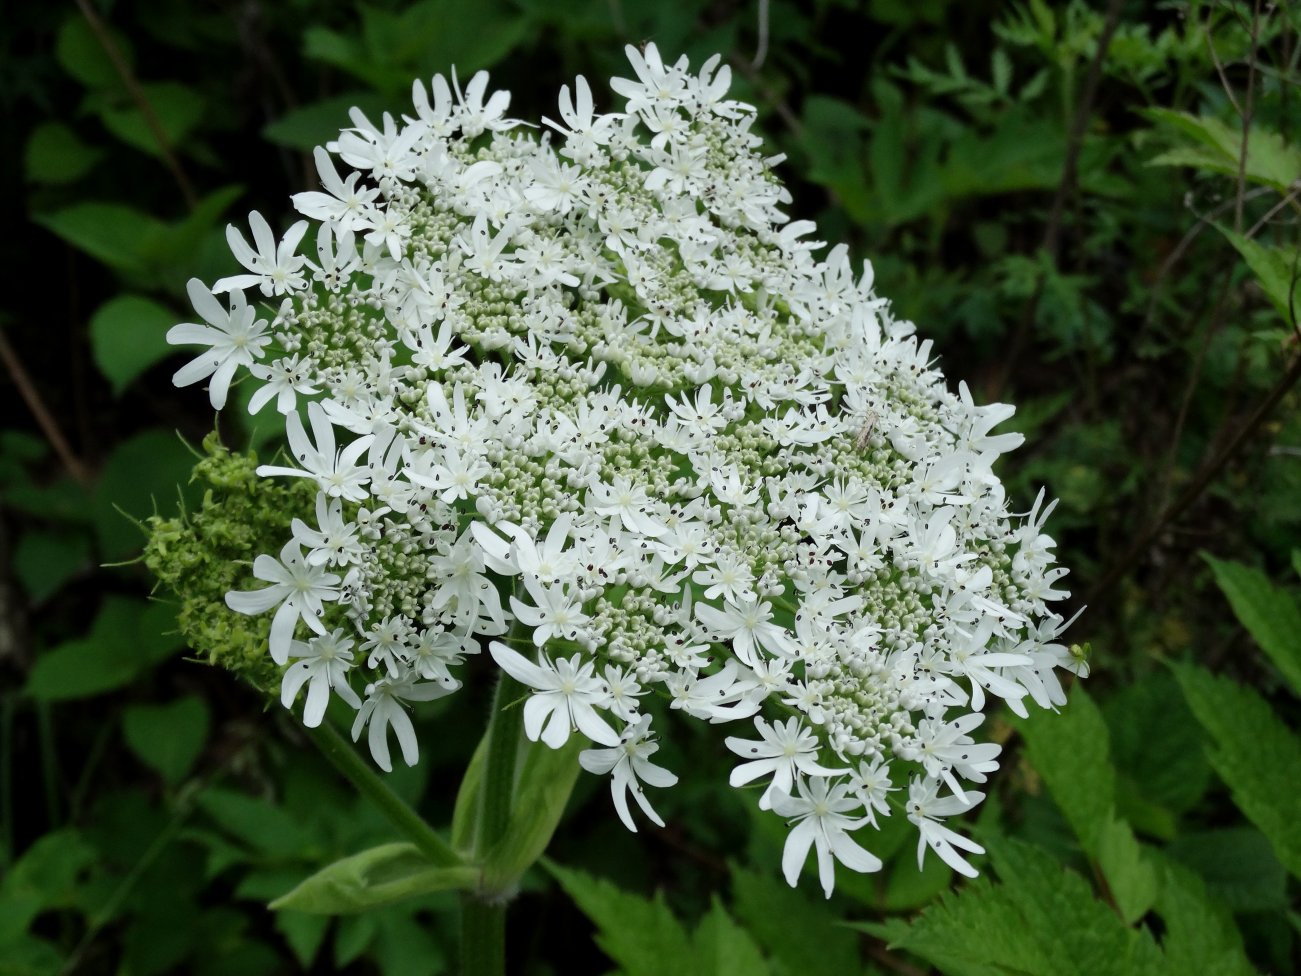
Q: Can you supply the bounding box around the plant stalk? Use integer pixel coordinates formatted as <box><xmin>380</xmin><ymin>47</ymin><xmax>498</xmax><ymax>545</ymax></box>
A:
<box><xmin>460</xmin><ymin>666</ymin><xmax>527</xmax><ymax>976</ymax></box>
<box><xmin>304</xmin><ymin>720</ymin><xmax>462</xmax><ymax>867</ymax></box>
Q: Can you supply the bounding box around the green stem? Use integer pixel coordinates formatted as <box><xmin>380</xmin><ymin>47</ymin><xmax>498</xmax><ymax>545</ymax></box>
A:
<box><xmin>460</xmin><ymin>655</ymin><xmax>528</xmax><ymax>976</ymax></box>
<box><xmin>478</xmin><ymin>672</ymin><xmax>526</xmax><ymax>850</ymax></box>
<box><xmin>303</xmin><ymin>720</ymin><xmax>461</xmax><ymax>868</ymax></box>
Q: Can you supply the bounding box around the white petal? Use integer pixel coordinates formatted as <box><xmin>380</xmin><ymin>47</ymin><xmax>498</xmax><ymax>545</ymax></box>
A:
<box><xmin>280</xmin><ymin>660</ymin><xmax>314</xmax><ymax>709</ymax></box>
<box><xmin>781</xmin><ymin>818</ymin><xmax>817</xmax><ymax>888</ymax></box>
<box><xmin>303</xmin><ymin>674</ymin><xmax>331</xmax><ymax>727</ymax></box>
<box><xmin>225</xmin><ymin>584</ymin><xmax>285</xmax><ymax>616</ymax></box>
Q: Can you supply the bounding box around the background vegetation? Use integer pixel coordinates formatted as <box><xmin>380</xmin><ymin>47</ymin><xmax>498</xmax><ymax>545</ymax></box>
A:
<box><xmin>3</xmin><ymin>0</ymin><xmax>1300</xmax><ymax>972</ymax></box>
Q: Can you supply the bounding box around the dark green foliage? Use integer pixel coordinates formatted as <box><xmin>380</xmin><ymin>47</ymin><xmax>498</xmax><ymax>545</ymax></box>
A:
<box><xmin>4</xmin><ymin>0</ymin><xmax>1300</xmax><ymax>972</ymax></box>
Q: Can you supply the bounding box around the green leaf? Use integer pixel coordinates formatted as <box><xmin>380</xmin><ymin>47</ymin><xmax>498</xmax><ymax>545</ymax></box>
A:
<box><xmin>263</xmin><ymin>94</ymin><xmax>393</xmax><ymax>152</ymax></box>
<box><xmin>273</xmin><ymin>911</ymin><xmax>330</xmax><ymax>969</ymax></box>
<box><xmin>1173</xmin><ymin>662</ymin><xmax>1301</xmax><ymax>877</ymax></box>
<box><xmin>34</xmin><ymin>186</ymin><xmax>243</xmax><ymax>288</ymax></box>
<box><xmin>858</xmin><ymin>838</ymin><xmax>1165</xmax><ymax>976</ymax></box>
<box><xmin>94</xmin><ymin>427</ymin><xmax>204</xmax><ymax>558</ymax></box>
<box><xmin>197</xmin><ymin>788</ymin><xmax>315</xmax><ymax>859</ymax></box>
<box><xmin>33</xmin><ymin>203</ymin><xmax>167</xmax><ymax>276</ymax></box>
<box><xmin>545</xmin><ymin>861</ymin><xmax>696</xmax><ymax>976</ymax></box>
<box><xmin>1096</xmin><ymin>817</ymin><xmax>1157</xmax><ymax>924</ymax></box>
<box><xmin>89</xmin><ymin>295</ymin><xmax>178</xmax><ymax>395</ymax></box>
<box><xmin>481</xmin><ymin>737</ymin><xmax>582</xmax><ymax>889</ymax></box>
<box><xmin>24</xmin><ymin>123</ymin><xmax>104</xmax><ymax>185</ymax></box>
<box><xmin>1166</xmin><ymin>828</ymin><xmax>1289</xmax><ymax>913</ymax></box>
<box><xmin>91</xmin><ymin>82</ymin><xmax>206</xmax><ymax>159</ymax></box>
<box><xmin>0</xmin><ymin>829</ymin><xmax>96</xmax><ymax>943</ymax></box>
<box><xmin>25</xmin><ymin>597</ymin><xmax>182</xmax><ymax>701</ymax></box>
<box><xmin>1104</xmin><ymin>671</ymin><xmax>1212</xmax><ymax>817</ymax></box>
<box><xmin>1013</xmin><ymin>686</ymin><xmax>1114</xmax><ymax>854</ymax></box>
<box><xmin>303</xmin><ymin>0</ymin><xmax>531</xmax><ymax>98</ymax></box>
<box><xmin>1144</xmin><ymin>108</ymin><xmax>1301</xmax><ymax>193</ymax></box>
<box><xmin>11</xmin><ymin>530</ymin><xmax>91</xmax><ymax>604</ymax></box>
<box><xmin>1205</xmin><ymin>555</ymin><xmax>1301</xmax><ymax>696</ymax></box>
<box><xmin>55</xmin><ymin>13</ymin><xmax>131</xmax><ymax>89</ymax></box>
<box><xmin>1215</xmin><ymin>229</ymin><xmax>1300</xmax><ymax>326</ymax></box>
<box><xmin>730</xmin><ymin>864</ymin><xmax>860</xmax><ymax>976</ymax></box>
<box><xmin>122</xmin><ymin>695</ymin><xmax>210</xmax><ymax>783</ymax></box>
<box><xmin>1154</xmin><ymin>858</ymin><xmax>1259</xmax><ymax>976</ymax></box>
<box><xmin>449</xmin><ymin>733</ymin><xmax>487</xmax><ymax>855</ymax></box>
<box><xmin>692</xmin><ymin>899</ymin><xmax>771</xmax><ymax>976</ymax></box>
<box><xmin>269</xmin><ymin>843</ymin><xmax>476</xmax><ymax>914</ymax></box>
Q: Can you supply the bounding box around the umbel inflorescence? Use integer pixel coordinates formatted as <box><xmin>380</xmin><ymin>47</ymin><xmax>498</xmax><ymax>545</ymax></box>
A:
<box><xmin>164</xmin><ymin>44</ymin><xmax>1082</xmax><ymax>897</ymax></box>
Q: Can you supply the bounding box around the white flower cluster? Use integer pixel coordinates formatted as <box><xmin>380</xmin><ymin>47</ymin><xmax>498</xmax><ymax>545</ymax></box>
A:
<box><xmin>167</xmin><ymin>45</ymin><xmax>1082</xmax><ymax>896</ymax></box>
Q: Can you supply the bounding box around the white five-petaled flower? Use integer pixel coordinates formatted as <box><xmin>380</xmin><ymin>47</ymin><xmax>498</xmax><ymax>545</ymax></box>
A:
<box><xmin>906</xmin><ymin>779</ymin><xmax>986</xmax><ymax>879</ymax></box>
<box><xmin>167</xmin><ymin>279</ymin><xmax>271</xmax><ymax>409</ymax></box>
<box><xmin>579</xmin><ymin>715</ymin><xmax>678</xmax><ymax>831</ymax></box>
<box><xmin>726</xmin><ymin>716</ymin><xmax>844</xmax><ymax>810</ymax></box>
<box><xmin>213</xmin><ymin>210</ymin><xmax>310</xmax><ymax>297</ymax></box>
<box><xmin>281</xmin><ymin>629</ymin><xmax>362</xmax><ymax>726</ymax></box>
<box><xmin>771</xmin><ymin>775</ymin><xmax>883</xmax><ymax>898</ymax></box>
<box><xmin>224</xmin><ymin>540</ymin><xmax>340</xmax><ymax>664</ymax></box>
<box><xmin>489</xmin><ymin>642</ymin><xmax>618</xmax><ymax>747</ymax></box>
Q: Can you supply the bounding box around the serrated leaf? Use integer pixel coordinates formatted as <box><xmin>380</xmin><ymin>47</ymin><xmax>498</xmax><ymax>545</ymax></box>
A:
<box><xmin>481</xmin><ymin>737</ymin><xmax>582</xmax><ymax>889</ymax></box>
<box><xmin>545</xmin><ymin>861</ymin><xmax>696</xmax><ymax>976</ymax></box>
<box><xmin>1155</xmin><ymin>858</ymin><xmax>1259</xmax><ymax>976</ymax></box>
<box><xmin>89</xmin><ymin>295</ymin><xmax>177</xmax><ymax>395</ymax></box>
<box><xmin>1215</xmin><ymin>230</ymin><xmax>1301</xmax><ymax>326</ymax></box>
<box><xmin>24</xmin><ymin>123</ymin><xmax>104</xmax><ymax>185</ymax></box>
<box><xmin>1206</xmin><ymin>555</ymin><xmax>1301</xmax><ymax>696</ymax></box>
<box><xmin>270</xmin><ymin>843</ymin><xmax>476</xmax><ymax>914</ymax></box>
<box><xmin>692</xmin><ymin>899</ymin><xmax>771</xmax><ymax>976</ymax></box>
<box><xmin>730</xmin><ymin>864</ymin><xmax>859</xmax><ymax>976</ymax></box>
<box><xmin>1096</xmin><ymin>817</ymin><xmax>1157</xmax><ymax>924</ymax></box>
<box><xmin>858</xmin><ymin>839</ymin><xmax>1165</xmax><ymax>976</ymax></box>
<box><xmin>122</xmin><ymin>695</ymin><xmax>210</xmax><ymax>783</ymax></box>
<box><xmin>1144</xmin><ymin>108</ymin><xmax>1301</xmax><ymax>193</ymax></box>
<box><xmin>1012</xmin><ymin>686</ymin><xmax>1114</xmax><ymax>854</ymax></box>
<box><xmin>1166</xmin><ymin>828</ymin><xmax>1288</xmax><ymax>913</ymax></box>
<box><xmin>1174</xmin><ymin>663</ymin><xmax>1301</xmax><ymax>877</ymax></box>
<box><xmin>1104</xmin><ymin>671</ymin><xmax>1212</xmax><ymax>816</ymax></box>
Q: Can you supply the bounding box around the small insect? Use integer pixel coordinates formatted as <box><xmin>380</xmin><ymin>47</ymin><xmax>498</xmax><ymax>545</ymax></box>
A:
<box><xmin>855</xmin><ymin>411</ymin><xmax>879</xmax><ymax>450</ymax></box>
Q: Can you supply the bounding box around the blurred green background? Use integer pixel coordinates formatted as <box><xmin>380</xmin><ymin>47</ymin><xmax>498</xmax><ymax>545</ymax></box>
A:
<box><xmin>3</xmin><ymin>0</ymin><xmax>1300</xmax><ymax>973</ymax></box>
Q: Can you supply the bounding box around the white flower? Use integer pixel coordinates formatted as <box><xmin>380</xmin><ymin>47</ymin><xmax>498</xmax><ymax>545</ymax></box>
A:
<box><xmin>488</xmin><ymin>642</ymin><xmax>618</xmax><ymax>747</ymax></box>
<box><xmin>579</xmin><ymin>715</ymin><xmax>677</xmax><ymax>831</ymax></box>
<box><xmin>352</xmin><ymin>674</ymin><xmax>456</xmax><ymax>772</ymax></box>
<box><xmin>257</xmin><ymin>401</ymin><xmax>375</xmax><ymax>502</ymax></box>
<box><xmin>163</xmin><ymin>47</ymin><xmax>1081</xmax><ymax>894</ymax></box>
<box><xmin>726</xmin><ymin>716</ymin><xmax>844</xmax><ymax>810</ymax></box>
<box><xmin>771</xmin><ymin>776</ymin><xmax>882</xmax><ymax>898</ymax></box>
<box><xmin>167</xmin><ymin>279</ymin><xmax>270</xmax><ymax>409</ymax></box>
<box><xmin>280</xmin><ymin>629</ymin><xmax>362</xmax><ymax>726</ymax></box>
<box><xmin>224</xmin><ymin>540</ymin><xmax>340</xmax><ymax>664</ymax></box>
<box><xmin>213</xmin><ymin>211</ymin><xmax>309</xmax><ymax>297</ymax></box>
<box><xmin>906</xmin><ymin>779</ymin><xmax>986</xmax><ymax>878</ymax></box>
